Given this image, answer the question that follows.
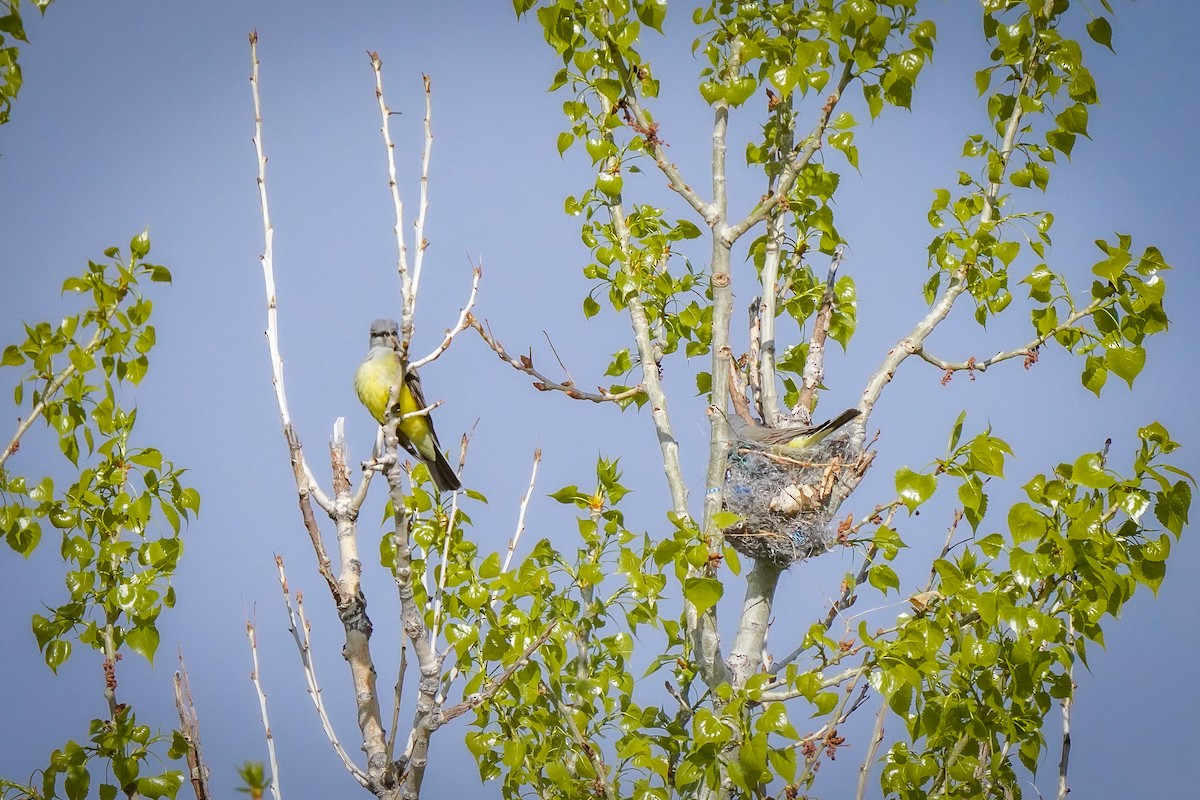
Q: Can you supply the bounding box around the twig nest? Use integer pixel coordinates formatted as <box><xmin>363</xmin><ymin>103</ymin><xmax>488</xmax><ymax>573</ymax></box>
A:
<box><xmin>718</xmin><ymin>429</ymin><xmax>863</xmax><ymax>566</ymax></box>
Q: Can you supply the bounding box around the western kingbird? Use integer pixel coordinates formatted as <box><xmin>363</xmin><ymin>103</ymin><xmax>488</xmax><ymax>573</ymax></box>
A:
<box><xmin>355</xmin><ymin>318</ymin><xmax>462</xmax><ymax>493</ymax></box>
<box><xmin>708</xmin><ymin>405</ymin><xmax>860</xmax><ymax>452</ymax></box>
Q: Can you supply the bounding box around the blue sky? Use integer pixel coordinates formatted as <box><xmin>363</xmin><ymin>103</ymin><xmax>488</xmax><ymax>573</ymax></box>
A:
<box><xmin>1</xmin><ymin>2</ymin><xmax>1197</xmax><ymax>798</ymax></box>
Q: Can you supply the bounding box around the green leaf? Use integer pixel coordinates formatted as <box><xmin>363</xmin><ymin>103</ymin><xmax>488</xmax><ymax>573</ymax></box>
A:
<box><xmin>130</xmin><ymin>229</ymin><xmax>151</xmax><ymax>259</ymax></box>
<box><xmin>946</xmin><ymin>410</ymin><xmax>966</xmax><ymax>453</ymax></box>
<box><xmin>683</xmin><ymin>576</ymin><xmax>723</xmax><ymax>615</ymax></box>
<box><xmin>1081</xmin><ymin>355</ymin><xmax>1107</xmax><ymax>396</ymax></box>
<box><xmin>895</xmin><ymin>467</ymin><xmax>937</xmax><ymax>511</ymax></box>
<box><xmin>636</xmin><ymin>0</ymin><xmax>666</xmax><ymax>32</ymax></box>
<box><xmin>1104</xmin><ymin>344</ymin><xmax>1145</xmax><ymax>387</ymax></box>
<box><xmin>2</xmin><ymin>344</ymin><xmax>24</xmax><ymax>366</ymax></box>
<box><xmin>1155</xmin><ymin>480</ymin><xmax>1191</xmax><ymax>537</ymax></box>
<box><xmin>137</xmin><ymin>772</ymin><xmax>183</xmax><ymax>800</ymax></box>
<box><xmin>556</xmin><ymin>131</ymin><xmax>573</xmax><ymax>156</ymax></box>
<box><xmin>1086</xmin><ymin>17</ymin><xmax>1114</xmax><ymax>51</ymax></box>
<box><xmin>868</xmin><ymin>564</ymin><xmax>900</xmax><ymax>594</ymax></box>
<box><xmin>1070</xmin><ymin>452</ymin><xmax>1114</xmax><ymax>489</ymax></box>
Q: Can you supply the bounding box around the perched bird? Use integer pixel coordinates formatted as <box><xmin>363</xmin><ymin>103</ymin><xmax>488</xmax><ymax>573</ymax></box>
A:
<box><xmin>354</xmin><ymin>318</ymin><xmax>462</xmax><ymax>492</ymax></box>
<box><xmin>708</xmin><ymin>405</ymin><xmax>861</xmax><ymax>452</ymax></box>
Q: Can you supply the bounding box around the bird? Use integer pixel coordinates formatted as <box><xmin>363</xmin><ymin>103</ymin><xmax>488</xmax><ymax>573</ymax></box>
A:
<box><xmin>354</xmin><ymin>318</ymin><xmax>462</xmax><ymax>492</ymax></box>
<box><xmin>707</xmin><ymin>405</ymin><xmax>861</xmax><ymax>452</ymax></box>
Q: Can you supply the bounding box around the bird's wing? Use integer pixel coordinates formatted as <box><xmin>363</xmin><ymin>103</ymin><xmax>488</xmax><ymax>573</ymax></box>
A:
<box><xmin>404</xmin><ymin>366</ymin><xmax>429</xmax><ymax>413</ymax></box>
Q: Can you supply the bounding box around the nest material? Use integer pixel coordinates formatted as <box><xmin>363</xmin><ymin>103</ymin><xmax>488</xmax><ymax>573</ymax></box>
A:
<box><xmin>719</xmin><ymin>428</ymin><xmax>863</xmax><ymax>567</ymax></box>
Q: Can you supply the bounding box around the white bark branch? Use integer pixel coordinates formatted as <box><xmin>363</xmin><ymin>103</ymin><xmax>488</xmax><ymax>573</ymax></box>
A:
<box><xmin>245</xmin><ymin>616</ymin><xmax>284</xmax><ymax>800</ymax></box>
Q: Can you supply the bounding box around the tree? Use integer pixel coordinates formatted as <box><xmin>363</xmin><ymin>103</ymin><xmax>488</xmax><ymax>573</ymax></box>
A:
<box><xmin>1</xmin><ymin>235</ymin><xmax>199</xmax><ymax>799</ymax></box>
<box><xmin>1</xmin><ymin>3</ymin><xmax>1193</xmax><ymax>800</ymax></box>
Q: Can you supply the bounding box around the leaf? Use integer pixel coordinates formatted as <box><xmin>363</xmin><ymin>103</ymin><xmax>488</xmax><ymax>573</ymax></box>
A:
<box><xmin>636</xmin><ymin>0</ymin><xmax>666</xmax><ymax>32</ymax></box>
<box><xmin>1081</xmin><ymin>355</ymin><xmax>1107</xmax><ymax>396</ymax></box>
<box><xmin>126</xmin><ymin>624</ymin><xmax>160</xmax><ymax>663</ymax></box>
<box><xmin>549</xmin><ymin>485</ymin><xmax>583</xmax><ymax>504</ymax></box>
<box><xmin>1155</xmin><ymin>480</ymin><xmax>1191</xmax><ymax>537</ymax></box>
<box><xmin>946</xmin><ymin>410</ymin><xmax>967</xmax><ymax>453</ymax></box>
<box><xmin>895</xmin><ymin>467</ymin><xmax>937</xmax><ymax>511</ymax></box>
<box><xmin>556</xmin><ymin>131</ymin><xmax>573</xmax><ymax>156</ymax></box>
<box><xmin>2</xmin><ymin>344</ymin><xmax>25</xmax><ymax>366</ymax></box>
<box><xmin>868</xmin><ymin>564</ymin><xmax>900</xmax><ymax>594</ymax></box>
<box><xmin>1086</xmin><ymin>17</ymin><xmax>1114</xmax><ymax>51</ymax></box>
<box><xmin>130</xmin><ymin>229</ymin><xmax>151</xmax><ymax>259</ymax></box>
<box><xmin>1070</xmin><ymin>452</ymin><xmax>1114</xmax><ymax>489</ymax></box>
<box><xmin>1104</xmin><ymin>344</ymin><xmax>1145</xmax><ymax>387</ymax></box>
<box><xmin>683</xmin><ymin>576</ymin><xmax>723</xmax><ymax>615</ymax></box>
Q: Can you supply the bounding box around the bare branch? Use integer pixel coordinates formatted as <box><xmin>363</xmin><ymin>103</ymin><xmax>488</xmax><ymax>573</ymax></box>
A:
<box><xmin>727</xmin><ymin>560</ymin><xmax>782</xmax><ymax>687</ymax></box>
<box><xmin>409</xmin><ymin>262</ymin><xmax>482</xmax><ymax>370</ymax></box>
<box><xmin>440</xmin><ymin>622</ymin><xmax>559</xmax><ymax>723</ymax></box>
<box><xmin>503</xmin><ymin>447</ymin><xmax>542</xmax><ymax>574</ymax></box>
<box><xmin>855</xmin><ymin>703</ymin><xmax>888</xmax><ymax>800</ymax></box>
<box><xmin>245</xmin><ymin>615</ymin><xmax>283</xmax><ymax>800</ymax></box>
<box><xmin>412</xmin><ymin>74</ymin><xmax>433</xmax><ymax>322</ymax></box>
<box><xmin>249</xmin><ymin>32</ymin><xmax>333</xmax><ymax>514</ymax></box>
<box><xmin>914</xmin><ymin>296</ymin><xmax>1107</xmax><ymax>378</ymax></box>
<box><xmin>370</xmin><ymin>50</ymin><xmax>415</xmax><ymax>348</ymax></box>
<box><xmin>796</xmin><ymin>246</ymin><xmax>845</xmax><ymax>415</ymax></box>
<box><xmin>1056</xmin><ymin>621</ymin><xmax>1076</xmax><ymax>800</ymax></box>
<box><xmin>275</xmin><ymin>556</ymin><xmax>368</xmax><ymax>786</ymax></box>
<box><xmin>174</xmin><ymin>651</ymin><xmax>212</xmax><ymax>800</ymax></box>
<box><xmin>469</xmin><ymin>315</ymin><xmax>645</xmax><ymax>403</ymax></box>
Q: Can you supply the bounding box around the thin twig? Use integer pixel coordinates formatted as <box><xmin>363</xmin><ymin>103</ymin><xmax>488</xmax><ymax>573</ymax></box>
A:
<box><xmin>275</xmin><ymin>556</ymin><xmax>368</xmax><ymax>786</ymax></box>
<box><xmin>725</xmin><ymin>59</ymin><xmax>857</xmax><ymax>242</ymax></box>
<box><xmin>1</xmin><ymin>322</ymin><xmax>108</xmax><ymax>469</ymax></box>
<box><xmin>503</xmin><ymin>448</ymin><xmax>542</xmax><ymax>574</ymax></box>
<box><xmin>855</xmin><ymin>702</ymin><xmax>888</xmax><ymax>800</ymax></box>
<box><xmin>915</xmin><ymin>297</ymin><xmax>1106</xmax><ymax>375</ymax></box>
<box><xmin>796</xmin><ymin>246</ymin><xmax>844</xmax><ymax>415</ymax></box>
<box><xmin>469</xmin><ymin>316</ymin><xmax>644</xmax><ymax>403</ymax></box>
<box><xmin>408</xmin><ymin>263</ymin><xmax>482</xmax><ymax>371</ymax></box>
<box><xmin>603</xmin><ymin>40</ymin><xmax>715</xmax><ymax>224</ymax></box>
<box><xmin>412</xmin><ymin>74</ymin><xmax>433</xmax><ymax>324</ymax></box>
<box><xmin>249</xmin><ymin>31</ymin><xmax>333</xmax><ymax>514</ymax></box>
<box><xmin>370</xmin><ymin>50</ymin><xmax>414</xmax><ymax>348</ymax></box>
<box><xmin>173</xmin><ymin>651</ymin><xmax>212</xmax><ymax>800</ymax></box>
<box><xmin>245</xmin><ymin>616</ymin><xmax>283</xmax><ymax>800</ymax></box>
<box><xmin>1056</xmin><ymin>621</ymin><xmax>1075</xmax><ymax>800</ymax></box>
<box><xmin>547</xmin><ymin>689</ymin><xmax>617</xmax><ymax>800</ymax></box>
<box><xmin>859</xmin><ymin>58</ymin><xmax>1038</xmax><ymax>424</ymax></box>
<box><xmin>430</xmin><ymin>430</ymin><xmax>472</xmax><ymax>647</ymax></box>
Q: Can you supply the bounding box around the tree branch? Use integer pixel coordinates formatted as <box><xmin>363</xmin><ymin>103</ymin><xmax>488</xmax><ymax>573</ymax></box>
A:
<box><xmin>914</xmin><ymin>297</ymin><xmax>1107</xmax><ymax>376</ymax></box>
<box><xmin>173</xmin><ymin>651</ymin><xmax>212</xmax><ymax>800</ymax></box>
<box><xmin>468</xmin><ymin>315</ymin><xmax>645</xmax><ymax>403</ymax></box>
<box><xmin>796</xmin><ymin>246</ymin><xmax>844</xmax><ymax>415</ymax></box>
<box><xmin>859</xmin><ymin>59</ymin><xmax>1038</xmax><ymax>422</ymax></box>
<box><xmin>249</xmin><ymin>31</ymin><xmax>334</xmax><ymax>514</ymax></box>
<box><xmin>275</xmin><ymin>555</ymin><xmax>368</xmax><ymax>786</ymax></box>
<box><xmin>245</xmin><ymin>616</ymin><xmax>284</xmax><ymax>800</ymax></box>
<box><xmin>725</xmin><ymin>58</ymin><xmax>856</xmax><ymax>244</ymax></box>
<box><xmin>1</xmin><ymin>321</ymin><xmax>109</xmax><ymax>469</ymax></box>
<box><xmin>409</xmin><ymin>262</ymin><xmax>482</xmax><ymax>371</ymax></box>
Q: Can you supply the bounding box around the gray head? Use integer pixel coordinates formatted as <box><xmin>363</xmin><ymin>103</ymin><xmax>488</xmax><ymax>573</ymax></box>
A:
<box><xmin>369</xmin><ymin>318</ymin><xmax>400</xmax><ymax>345</ymax></box>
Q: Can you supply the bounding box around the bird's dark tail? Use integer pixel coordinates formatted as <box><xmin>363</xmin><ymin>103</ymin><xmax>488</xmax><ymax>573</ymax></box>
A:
<box><xmin>821</xmin><ymin>407</ymin><xmax>862</xmax><ymax>435</ymax></box>
<box><xmin>427</xmin><ymin>450</ymin><xmax>463</xmax><ymax>493</ymax></box>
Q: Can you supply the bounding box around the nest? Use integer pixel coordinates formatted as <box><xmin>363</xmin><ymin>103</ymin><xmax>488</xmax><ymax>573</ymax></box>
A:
<box><xmin>718</xmin><ymin>429</ymin><xmax>863</xmax><ymax>567</ymax></box>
